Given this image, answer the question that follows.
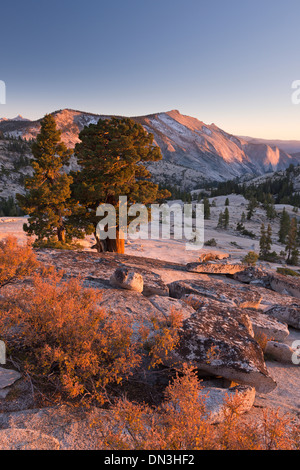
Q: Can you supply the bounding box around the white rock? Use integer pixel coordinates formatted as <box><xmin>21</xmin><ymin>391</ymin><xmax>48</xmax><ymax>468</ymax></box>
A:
<box><xmin>109</xmin><ymin>267</ymin><xmax>143</xmax><ymax>293</ymax></box>
<box><xmin>265</xmin><ymin>341</ymin><xmax>297</xmax><ymax>364</ymax></box>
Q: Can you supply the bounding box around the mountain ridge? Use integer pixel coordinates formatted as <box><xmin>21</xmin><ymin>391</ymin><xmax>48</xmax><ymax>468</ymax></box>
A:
<box><xmin>0</xmin><ymin>108</ymin><xmax>299</xmax><ymax>188</ymax></box>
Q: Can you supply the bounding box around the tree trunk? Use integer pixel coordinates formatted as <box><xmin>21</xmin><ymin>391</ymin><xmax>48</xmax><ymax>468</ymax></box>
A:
<box><xmin>94</xmin><ymin>229</ymin><xmax>125</xmax><ymax>254</ymax></box>
<box><xmin>57</xmin><ymin>226</ymin><xmax>66</xmax><ymax>243</ymax></box>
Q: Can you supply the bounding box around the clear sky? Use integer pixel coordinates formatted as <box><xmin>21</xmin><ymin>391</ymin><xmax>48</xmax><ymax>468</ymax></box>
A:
<box><xmin>1</xmin><ymin>0</ymin><xmax>300</xmax><ymax>139</ymax></box>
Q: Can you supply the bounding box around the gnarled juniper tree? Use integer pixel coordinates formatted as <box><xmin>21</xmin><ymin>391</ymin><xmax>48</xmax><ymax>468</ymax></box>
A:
<box><xmin>71</xmin><ymin>117</ymin><xmax>170</xmax><ymax>253</ymax></box>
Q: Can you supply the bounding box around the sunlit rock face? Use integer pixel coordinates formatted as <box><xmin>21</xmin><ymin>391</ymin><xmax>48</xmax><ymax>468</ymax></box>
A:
<box><xmin>1</xmin><ymin>108</ymin><xmax>299</xmax><ymax>193</ymax></box>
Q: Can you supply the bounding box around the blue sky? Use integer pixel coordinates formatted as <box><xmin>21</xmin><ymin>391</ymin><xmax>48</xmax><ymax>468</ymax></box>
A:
<box><xmin>1</xmin><ymin>0</ymin><xmax>300</xmax><ymax>139</ymax></box>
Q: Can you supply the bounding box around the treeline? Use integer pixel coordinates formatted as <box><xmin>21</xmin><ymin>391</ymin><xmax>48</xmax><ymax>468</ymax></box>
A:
<box><xmin>210</xmin><ymin>164</ymin><xmax>300</xmax><ymax>208</ymax></box>
<box><xmin>0</xmin><ymin>196</ymin><xmax>24</xmax><ymax>217</ymax></box>
<box><xmin>0</xmin><ymin>133</ymin><xmax>33</xmax><ymax>154</ymax></box>
<box><xmin>158</xmin><ymin>184</ymin><xmax>196</xmax><ymax>202</ymax></box>
<box><xmin>158</xmin><ymin>184</ymin><xmax>209</xmax><ymax>203</ymax></box>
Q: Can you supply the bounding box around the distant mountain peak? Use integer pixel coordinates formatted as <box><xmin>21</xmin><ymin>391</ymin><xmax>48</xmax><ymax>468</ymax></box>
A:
<box><xmin>0</xmin><ymin>114</ymin><xmax>31</xmax><ymax>122</ymax></box>
<box><xmin>13</xmin><ymin>114</ymin><xmax>31</xmax><ymax>121</ymax></box>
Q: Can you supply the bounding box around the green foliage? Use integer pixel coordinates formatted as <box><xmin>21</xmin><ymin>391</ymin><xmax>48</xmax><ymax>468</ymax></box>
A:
<box><xmin>278</xmin><ymin>208</ymin><xmax>291</xmax><ymax>244</ymax></box>
<box><xmin>240</xmin><ymin>228</ymin><xmax>256</xmax><ymax>239</ymax></box>
<box><xmin>242</xmin><ymin>251</ymin><xmax>259</xmax><ymax>266</ymax></box>
<box><xmin>0</xmin><ymin>196</ymin><xmax>24</xmax><ymax>216</ymax></box>
<box><xmin>32</xmin><ymin>238</ymin><xmax>84</xmax><ymax>251</ymax></box>
<box><xmin>236</xmin><ymin>222</ymin><xmax>245</xmax><ymax>232</ymax></box>
<box><xmin>263</xmin><ymin>193</ymin><xmax>277</xmax><ymax>220</ymax></box>
<box><xmin>204</xmin><ymin>238</ymin><xmax>217</xmax><ymax>247</ymax></box>
<box><xmin>71</xmin><ymin>117</ymin><xmax>170</xmax><ymax>252</ymax></box>
<box><xmin>13</xmin><ymin>154</ymin><xmax>32</xmax><ymax>170</ymax></box>
<box><xmin>203</xmin><ymin>197</ymin><xmax>210</xmax><ymax>219</ymax></box>
<box><xmin>259</xmin><ymin>223</ymin><xmax>273</xmax><ymax>260</ymax></box>
<box><xmin>285</xmin><ymin>217</ymin><xmax>299</xmax><ymax>265</ymax></box>
<box><xmin>4</xmin><ymin>138</ymin><xmax>31</xmax><ymax>155</ymax></box>
<box><xmin>246</xmin><ymin>197</ymin><xmax>258</xmax><ymax>220</ymax></box>
<box><xmin>277</xmin><ymin>267</ymin><xmax>300</xmax><ymax>277</ymax></box>
<box><xmin>217</xmin><ymin>208</ymin><xmax>229</xmax><ymax>229</ymax></box>
<box><xmin>16</xmin><ymin>114</ymin><xmax>78</xmax><ymax>244</ymax></box>
<box><xmin>209</xmin><ymin>165</ymin><xmax>300</xmax><ymax>209</ymax></box>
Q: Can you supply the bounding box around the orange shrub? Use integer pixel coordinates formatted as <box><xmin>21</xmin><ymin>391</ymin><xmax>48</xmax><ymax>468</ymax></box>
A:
<box><xmin>103</xmin><ymin>365</ymin><xmax>217</xmax><ymax>450</ymax></box>
<box><xmin>146</xmin><ymin>308</ymin><xmax>183</xmax><ymax>369</ymax></box>
<box><xmin>0</xmin><ymin>270</ymin><xmax>141</xmax><ymax>405</ymax></box>
<box><xmin>0</xmin><ymin>236</ymin><xmax>38</xmax><ymax>288</ymax></box>
<box><xmin>101</xmin><ymin>365</ymin><xmax>300</xmax><ymax>450</ymax></box>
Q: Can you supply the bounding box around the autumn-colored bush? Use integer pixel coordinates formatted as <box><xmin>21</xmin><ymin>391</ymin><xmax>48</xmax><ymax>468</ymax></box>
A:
<box><xmin>0</xmin><ymin>236</ymin><xmax>38</xmax><ymax>288</ymax></box>
<box><xmin>103</xmin><ymin>365</ymin><xmax>215</xmax><ymax>450</ymax></box>
<box><xmin>0</xmin><ymin>270</ymin><xmax>141</xmax><ymax>405</ymax></box>
<box><xmin>146</xmin><ymin>308</ymin><xmax>183</xmax><ymax>369</ymax></box>
<box><xmin>101</xmin><ymin>365</ymin><xmax>300</xmax><ymax>450</ymax></box>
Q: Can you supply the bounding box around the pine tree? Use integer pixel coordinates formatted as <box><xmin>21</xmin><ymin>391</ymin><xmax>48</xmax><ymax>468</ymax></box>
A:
<box><xmin>225</xmin><ymin>197</ymin><xmax>229</xmax><ymax>206</ymax></box>
<box><xmin>286</xmin><ymin>217</ymin><xmax>299</xmax><ymax>265</ymax></box>
<box><xmin>16</xmin><ymin>114</ymin><xmax>75</xmax><ymax>244</ymax></box>
<box><xmin>203</xmin><ymin>197</ymin><xmax>210</xmax><ymax>220</ymax></box>
<box><xmin>247</xmin><ymin>197</ymin><xmax>258</xmax><ymax>220</ymax></box>
<box><xmin>71</xmin><ymin>117</ymin><xmax>170</xmax><ymax>253</ymax></box>
<box><xmin>278</xmin><ymin>207</ymin><xmax>290</xmax><ymax>244</ymax></box>
<box><xmin>224</xmin><ymin>207</ymin><xmax>229</xmax><ymax>229</ymax></box>
<box><xmin>259</xmin><ymin>223</ymin><xmax>266</xmax><ymax>259</ymax></box>
<box><xmin>264</xmin><ymin>193</ymin><xmax>277</xmax><ymax>220</ymax></box>
<box><xmin>217</xmin><ymin>210</ymin><xmax>224</xmax><ymax>228</ymax></box>
<box><xmin>259</xmin><ymin>223</ymin><xmax>272</xmax><ymax>260</ymax></box>
<box><xmin>266</xmin><ymin>224</ymin><xmax>272</xmax><ymax>253</ymax></box>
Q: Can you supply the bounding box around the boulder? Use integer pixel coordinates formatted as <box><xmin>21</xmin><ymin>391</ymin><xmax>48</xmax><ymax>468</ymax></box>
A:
<box><xmin>180</xmin><ymin>295</ymin><xmax>254</xmax><ymax>337</ymax></box>
<box><xmin>245</xmin><ymin>309</ymin><xmax>289</xmax><ymax>342</ymax></box>
<box><xmin>269</xmin><ymin>273</ymin><xmax>300</xmax><ymax>300</ymax></box>
<box><xmin>266</xmin><ymin>304</ymin><xmax>300</xmax><ymax>330</ymax></box>
<box><xmin>181</xmin><ymin>293</ymin><xmax>236</xmax><ymax>310</ymax></box>
<box><xmin>168</xmin><ymin>303</ymin><xmax>276</xmax><ymax>393</ymax></box>
<box><xmin>0</xmin><ymin>405</ymin><xmax>110</xmax><ymax>450</ymax></box>
<box><xmin>181</xmin><ymin>297</ymin><xmax>290</xmax><ymax>342</ymax></box>
<box><xmin>198</xmin><ymin>385</ymin><xmax>256</xmax><ymax>424</ymax></box>
<box><xmin>125</xmin><ymin>266</ymin><xmax>169</xmax><ymax>297</ymax></box>
<box><xmin>97</xmin><ymin>285</ymin><xmax>276</xmax><ymax>392</ymax></box>
<box><xmin>0</xmin><ymin>429</ymin><xmax>60</xmax><ymax>450</ymax></box>
<box><xmin>251</xmin><ymin>284</ymin><xmax>300</xmax><ymax>311</ymax></box>
<box><xmin>148</xmin><ymin>295</ymin><xmax>195</xmax><ymax>322</ymax></box>
<box><xmin>186</xmin><ymin>262</ymin><xmax>247</xmax><ymax>275</ymax></box>
<box><xmin>265</xmin><ymin>341</ymin><xmax>297</xmax><ymax>364</ymax></box>
<box><xmin>168</xmin><ymin>279</ymin><xmax>262</xmax><ymax>309</ymax></box>
<box><xmin>233</xmin><ymin>267</ymin><xmax>269</xmax><ymax>286</ymax></box>
<box><xmin>109</xmin><ymin>267</ymin><xmax>143</xmax><ymax>293</ymax></box>
<box><xmin>98</xmin><ymin>288</ymin><xmax>164</xmax><ymax>341</ymax></box>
